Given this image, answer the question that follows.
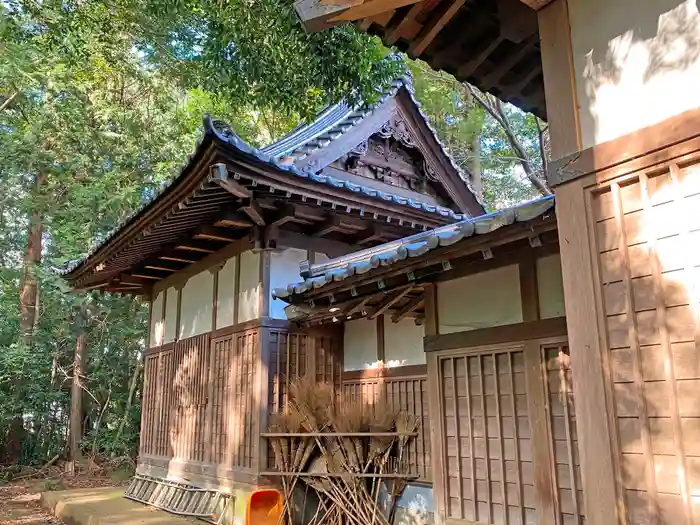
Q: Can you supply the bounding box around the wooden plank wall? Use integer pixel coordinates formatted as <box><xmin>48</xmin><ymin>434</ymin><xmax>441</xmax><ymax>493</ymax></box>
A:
<box><xmin>140</xmin><ymin>328</ymin><xmax>259</xmax><ymax>472</ymax></box>
<box><xmin>266</xmin><ymin>326</ymin><xmax>343</xmax><ymax>469</ymax></box>
<box><xmin>438</xmin><ymin>348</ymin><xmax>535</xmax><ymax>524</ymax></box>
<box><xmin>267</xmin><ymin>326</ymin><xmax>343</xmax><ymax>415</ymax></box>
<box><xmin>587</xmin><ymin>164</ymin><xmax>700</xmax><ymax>524</ymax></box>
<box><xmin>342</xmin><ymin>369</ymin><xmax>431</xmax><ymax>482</ymax></box>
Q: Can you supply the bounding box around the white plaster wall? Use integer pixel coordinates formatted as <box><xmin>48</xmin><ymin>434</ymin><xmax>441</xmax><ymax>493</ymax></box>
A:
<box><xmin>343</xmin><ymin>318</ymin><xmax>378</xmax><ymax>371</ymax></box>
<box><xmin>437</xmin><ymin>265</ymin><xmax>522</xmax><ymax>334</ymax></box>
<box><xmin>269</xmin><ymin>248</ymin><xmax>307</xmax><ymax>319</ymax></box>
<box><xmin>569</xmin><ymin>0</ymin><xmax>700</xmax><ymax>148</ymax></box>
<box><xmin>149</xmin><ymin>291</ymin><xmax>164</xmax><ymax>348</ymax></box>
<box><xmin>163</xmin><ymin>287</ymin><xmax>179</xmax><ymax>343</ymax></box>
<box><xmin>216</xmin><ymin>257</ymin><xmax>237</xmax><ymax>329</ymax></box>
<box><xmin>537</xmin><ymin>254</ymin><xmax>566</xmax><ymax>319</ymax></box>
<box><xmin>238</xmin><ymin>250</ymin><xmax>260</xmax><ymax>323</ymax></box>
<box><xmin>384</xmin><ymin>317</ymin><xmax>425</xmax><ymax>366</ymax></box>
<box><xmin>179</xmin><ymin>270</ymin><xmax>213</xmax><ymax>338</ymax></box>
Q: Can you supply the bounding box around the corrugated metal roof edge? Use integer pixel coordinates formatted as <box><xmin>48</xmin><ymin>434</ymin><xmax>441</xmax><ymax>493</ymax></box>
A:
<box><xmin>272</xmin><ymin>195</ymin><xmax>555</xmax><ymax>301</ymax></box>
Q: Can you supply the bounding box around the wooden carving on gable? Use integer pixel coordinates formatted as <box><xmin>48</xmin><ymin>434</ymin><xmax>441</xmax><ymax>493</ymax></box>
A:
<box><xmin>329</xmin><ymin>115</ymin><xmax>445</xmax><ymax>203</ymax></box>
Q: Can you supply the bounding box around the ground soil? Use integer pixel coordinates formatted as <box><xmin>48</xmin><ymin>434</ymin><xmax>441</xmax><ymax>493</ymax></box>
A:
<box><xmin>0</xmin><ymin>470</ymin><xmax>124</xmax><ymax>525</ymax></box>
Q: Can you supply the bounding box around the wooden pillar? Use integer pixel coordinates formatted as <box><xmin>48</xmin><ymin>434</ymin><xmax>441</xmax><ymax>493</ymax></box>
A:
<box><xmin>537</xmin><ymin>0</ymin><xmax>580</xmax><ymax>159</ymax></box>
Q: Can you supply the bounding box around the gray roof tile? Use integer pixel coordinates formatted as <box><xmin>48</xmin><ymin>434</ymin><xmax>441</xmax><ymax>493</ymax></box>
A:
<box><xmin>273</xmin><ymin>195</ymin><xmax>556</xmax><ymax>300</ymax></box>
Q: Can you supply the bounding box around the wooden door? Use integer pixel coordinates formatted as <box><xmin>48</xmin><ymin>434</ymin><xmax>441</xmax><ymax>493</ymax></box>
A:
<box><xmin>432</xmin><ymin>336</ymin><xmax>585</xmax><ymax>525</ymax></box>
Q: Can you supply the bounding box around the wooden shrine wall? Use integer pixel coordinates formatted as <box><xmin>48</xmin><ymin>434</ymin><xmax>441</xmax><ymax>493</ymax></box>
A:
<box><xmin>342</xmin><ymin>367</ymin><xmax>431</xmax><ymax>482</ymax></box>
<box><xmin>576</xmin><ymin>163</ymin><xmax>700</xmax><ymax>524</ymax></box>
<box><xmin>547</xmin><ymin>101</ymin><xmax>700</xmax><ymax>525</ymax></box>
<box><xmin>429</xmin><ymin>335</ymin><xmax>584</xmax><ymax>525</ymax></box>
<box><xmin>139</xmin><ymin>326</ymin><xmax>261</xmax><ymax>483</ymax></box>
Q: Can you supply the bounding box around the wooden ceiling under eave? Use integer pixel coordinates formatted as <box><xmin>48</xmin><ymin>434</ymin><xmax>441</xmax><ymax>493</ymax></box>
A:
<box><xmin>296</xmin><ymin>0</ymin><xmax>551</xmax><ymax>119</ymax></box>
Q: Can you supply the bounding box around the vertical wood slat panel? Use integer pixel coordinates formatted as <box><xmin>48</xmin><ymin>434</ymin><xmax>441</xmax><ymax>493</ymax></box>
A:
<box><xmin>439</xmin><ymin>347</ymin><xmax>536</xmax><ymax>524</ymax></box>
<box><xmin>610</xmin><ymin>181</ymin><xmax>661</xmax><ymax>523</ymax></box>
<box><xmin>341</xmin><ymin>372</ymin><xmax>431</xmax><ymax>482</ymax></box>
<box><xmin>641</xmin><ymin>169</ymin><xmax>694</xmax><ymax>525</ymax></box>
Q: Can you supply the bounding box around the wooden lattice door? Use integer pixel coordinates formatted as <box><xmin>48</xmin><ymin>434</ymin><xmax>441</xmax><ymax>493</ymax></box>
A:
<box><xmin>433</xmin><ymin>336</ymin><xmax>585</xmax><ymax>525</ymax></box>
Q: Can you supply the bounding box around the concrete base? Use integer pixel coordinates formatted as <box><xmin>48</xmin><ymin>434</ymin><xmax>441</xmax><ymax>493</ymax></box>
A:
<box><xmin>40</xmin><ymin>486</ymin><xmax>202</xmax><ymax>525</ymax></box>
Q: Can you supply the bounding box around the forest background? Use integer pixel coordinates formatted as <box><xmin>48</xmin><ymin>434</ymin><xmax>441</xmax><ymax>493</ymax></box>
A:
<box><xmin>0</xmin><ymin>0</ymin><xmax>549</xmax><ymax>469</ymax></box>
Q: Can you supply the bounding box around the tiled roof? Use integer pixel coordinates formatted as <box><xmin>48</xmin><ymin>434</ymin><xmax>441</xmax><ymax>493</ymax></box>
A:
<box><xmin>261</xmin><ymin>76</ymin><xmax>483</xmax><ymax>210</ymax></box>
<box><xmin>273</xmin><ymin>195</ymin><xmax>555</xmax><ymax>300</ymax></box>
<box><xmin>60</xmin><ymin>108</ymin><xmax>467</xmax><ymax>277</ymax></box>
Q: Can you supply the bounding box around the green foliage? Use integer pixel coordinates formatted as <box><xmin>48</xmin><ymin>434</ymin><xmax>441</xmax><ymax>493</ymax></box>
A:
<box><xmin>0</xmin><ymin>0</ymin><xmax>544</xmax><ymax>467</ymax></box>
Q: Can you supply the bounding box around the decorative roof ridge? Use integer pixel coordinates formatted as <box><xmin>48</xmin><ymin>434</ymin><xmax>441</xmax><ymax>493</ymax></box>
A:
<box><xmin>59</xmin><ymin>111</ymin><xmax>469</xmax><ymax>278</ymax></box>
<box><xmin>272</xmin><ymin>195</ymin><xmax>555</xmax><ymax>300</ymax></box>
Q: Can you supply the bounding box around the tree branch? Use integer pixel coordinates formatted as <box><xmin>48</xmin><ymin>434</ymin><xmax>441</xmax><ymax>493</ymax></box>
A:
<box><xmin>468</xmin><ymin>83</ymin><xmax>551</xmax><ymax>196</ymax></box>
<box><xmin>0</xmin><ymin>91</ymin><xmax>18</xmax><ymax>113</ymax></box>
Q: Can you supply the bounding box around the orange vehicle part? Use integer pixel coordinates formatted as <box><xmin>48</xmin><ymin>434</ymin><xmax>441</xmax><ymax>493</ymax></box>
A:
<box><xmin>246</xmin><ymin>488</ymin><xmax>284</xmax><ymax>525</ymax></box>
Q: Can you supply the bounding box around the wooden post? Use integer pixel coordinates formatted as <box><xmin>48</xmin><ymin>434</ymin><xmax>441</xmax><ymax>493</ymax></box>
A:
<box><xmin>554</xmin><ymin>179</ymin><xmax>619</xmax><ymax>524</ymax></box>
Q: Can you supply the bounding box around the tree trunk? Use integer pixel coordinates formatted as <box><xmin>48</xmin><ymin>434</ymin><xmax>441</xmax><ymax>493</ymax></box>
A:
<box><xmin>114</xmin><ymin>352</ymin><xmax>143</xmax><ymax>446</ymax></box>
<box><xmin>66</xmin><ymin>325</ymin><xmax>86</xmax><ymax>475</ymax></box>
<box><xmin>4</xmin><ymin>171</ymin><xmax>45</xmax><ymax>464</ymax></box>
<box><xmin>469</xmin><ymin>134</ymin><xmax>483</xmax><ymax>201</ymax></box>
<box><xmin>19</xmin><ymin>171</ymin><xmax>45</xmax><ymax>346</ymax></box>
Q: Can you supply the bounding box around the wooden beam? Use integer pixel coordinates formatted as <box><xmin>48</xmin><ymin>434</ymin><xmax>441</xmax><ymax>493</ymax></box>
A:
<box><xmin>210</xmin><ymin>163</ymin><xmax>250</xmax><ymax>199</ymax></box>
<box><xmin>240</xmin><ymin>198</ymin><xmax>266</xmax><ymax>227</ymax></box>
<box><xmin>457</xmin><ymin>35</ymin><xmax>504</xmax><ymax>78</ymax></box>
<box><xmin>154</xmin><ymin>237</ymin><xmax>252</xmax><ymax>295</ymax></box>
<box><xmin>368</xmin><ymin>286</ymin><xmax>414</xmax><ymax>319</ymax></box>
<box><xmin>376</xmin><ymin>314</ymin><xmax>385</xmax><ymax>361</ymax></box>
<box><xmin>537</xmin><ymin>0</ymin><xmax>580</xmax><ymax>158</ymax></box>
<box><xmin>519</xmin><ymin>257</ymin><xmax>539</xmax><ymax>321</ymax></box>
<box><xmin>385</xmin><ymin>2</ymin><xmax>424</xmax><ymax>45</ymax></box>
<box><xmin>159</xmin><ymin>254</ymin><xmax>198</xmax><ymax>264</ymax></box>
<box><xmin>144</xmin><ymin>263</ymin><xmax>181</xmax><ymax>273</ymax></box>
<box><xmin>481</xmin><ymin>35</ymin><xmax>537</xmax><ymax>90</ymax></box>
<box><xmin>425</xmin><ymin>317</ymin><xmax>567</xmax><ymax>352</ymax></box>
<box><xmin>423</xmin><ymin>283</ymin><xmax>438</xmax><ymax>336</ymax></box>
<box><xmin>330</xmin><ymin>0</ymin><xmax>422</xmax><ymax>22</ymax></box>
<box><xmin>132</xmin><ymin>273</ymin><xmax>162</xmax><ymax>280</ymax></box>
<box><xmin>391</xmin><ymin>296</ymin><xmax>424</xmax><ymax>323</ymax></box>
<box><xmin>174</xmin><ymin>240</ymin><xmax>218</xmax><ymax>254</ymax></box>
<box><xmin>194</xmin><ymin>225</ymin><xmax>239</xmax><ymax>242</ymax></box>
<box><xmin>347</xmin><ymin>295</ymin><xmax>373</xmax><ymax>316</ymax></box>
<box><xmin>216</xmin><ymin>211</ymin><xmax>254</xmax><ymax>229</ymax></box>
<box><xmin>409</xmin><ymin>0</ymin><xmax>466</xmax><ymax>57</ymax></box>
<box><xmin>120</xmin><ymin>274</ymin><xmax>157</xmax><ymax>287</ymax></box>
<box><xmin>276</xmin><ymin>230</ymin><xmax>359</xmax><ymax>259</ymax></box>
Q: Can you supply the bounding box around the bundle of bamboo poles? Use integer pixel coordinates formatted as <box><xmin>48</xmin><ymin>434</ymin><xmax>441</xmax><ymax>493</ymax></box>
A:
<box><xmin>266</xmin><ymin>376</ymin><xmax>419</xmax><ymax>525</ymax></box>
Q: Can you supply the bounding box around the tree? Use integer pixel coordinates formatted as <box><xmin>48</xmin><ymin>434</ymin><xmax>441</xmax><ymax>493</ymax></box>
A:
<box><xmin>410</xmin><ymin>59</ymin><xmax>550</xmax><ymax>210</ymax></box>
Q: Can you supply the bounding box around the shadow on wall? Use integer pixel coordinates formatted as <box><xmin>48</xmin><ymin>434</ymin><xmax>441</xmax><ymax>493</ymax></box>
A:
<box><xmin>575</xmin><ymin>0</ymin><xmax>700</xmax><ymax>145</ymax></box>
<box><xmin>597</xmin><ymin>169</ymin><xmax>700</xmax><ymax>523</ymax></box>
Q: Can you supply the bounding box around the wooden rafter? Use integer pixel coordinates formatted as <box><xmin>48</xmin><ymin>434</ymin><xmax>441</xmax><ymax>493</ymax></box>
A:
<box><xmin>392</xmin><ymin>295</ymin><xmax>424</xmax><ymax>322</ymax></box>
<box><xmin>330</xmin><ymin>0</ymin><xmax>422</xmax><ymax>22</ymax></box>
<box><xmin>457</xmin><ymin>35</ymin><xmax>504</xmax><ymax>78</ymax></box>
<box><xmin>347</xmin><ymin>295</ymin><xmax>374</xmax><ymax>316</ymax></box>
<box><xmin>159</xmin><ymin>254</ymin><xmax>198</xmax><ymax>264</ymax></box>
<box><xmin>385</xmin><ymin>3</ymin><xmax>423</xmax><ymax>45</ymax></box>
<box><xmin>210</xmin><ymin>163</ymin><xmax>250</xmax><ymax>199</ymax></box>
<box><xmin>368</xmin><ymin>286</ymin><xmax>414</xmax><ymax>319</ymax></box>
<box><xmin>240</xmin><ymin>198</ymin><xmax>266</xmax><ymax>227</ymax></box>
<box><xmin>216</xmin><ymin>211</ymin><xmax>254</xmax><ymax>229</ymax></box>
<box><xmin>174</xmin><ymin>241</ymin><xmax>217</xmax><ymax>254</ymax></box>
<box><xmin>481</xmin><ymin>35</ymin><xmax>537</xmax><ymax>90</ymax></box>
<box><xmin>409</xmin><ymin>0</ymin><xmax>466</xmax><ymax>58</ymax></box>
<box><xmin>119</xmin><ymin>274</ymin><xmax>157</xmax><ymax>286</ymax></box>
<box><xmin>194</xmin><ymin>225</ymin><xmax>239</xmax><ymax>242</ymax></box>
<box><xmin>144</xmin><ymin>263</ymin><xmax>181</xmax><ymax>273</ymax></box>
